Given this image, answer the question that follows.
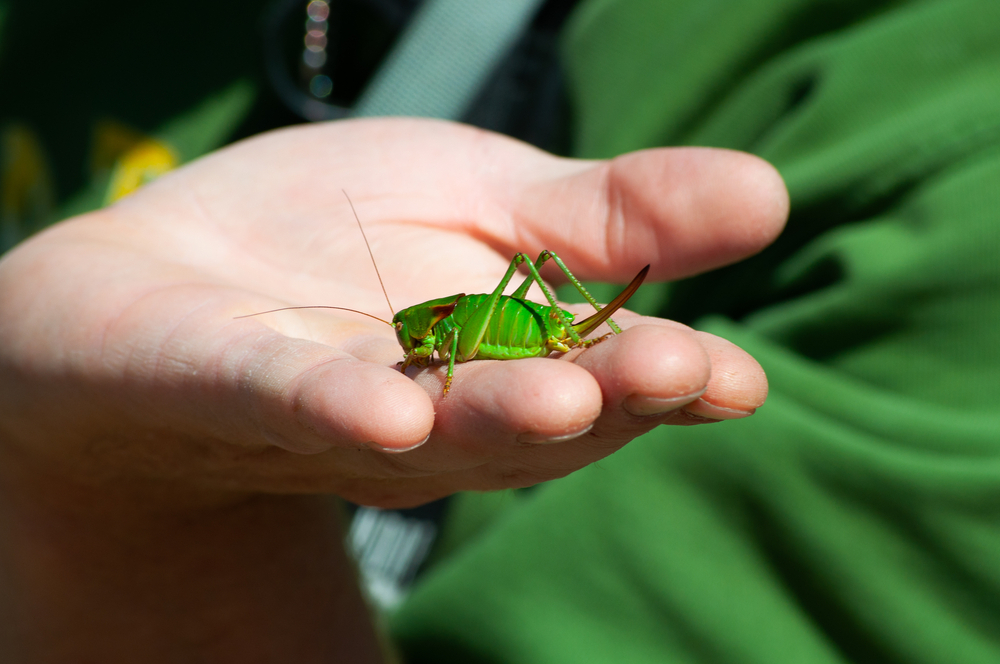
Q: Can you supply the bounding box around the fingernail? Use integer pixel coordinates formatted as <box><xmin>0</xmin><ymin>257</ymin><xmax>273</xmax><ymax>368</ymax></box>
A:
<box><xmin>683</xmin><ymin>398</ymin><xmax>755</xmax><ymax>421</ymax></box>
<box><xmin>517</xmin><ymin>423</ymin><xmax>594</xmax><ymax>445</ymax></box>
<box><xmin>623</xmin><ymin>391</ymin><xmax>705</xmax><ymax>417</ymax></box>
<box><xmin>366</xmin><ymin>433</ymin><xmax>431</xmax><ymax>454</ymax></box>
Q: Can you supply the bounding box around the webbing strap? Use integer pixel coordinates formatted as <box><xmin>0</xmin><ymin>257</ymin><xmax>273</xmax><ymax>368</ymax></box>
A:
<box><xmin>352</xmin><ymin>0</ymin><xmax>546</xmax><ymax>119</ymax></box>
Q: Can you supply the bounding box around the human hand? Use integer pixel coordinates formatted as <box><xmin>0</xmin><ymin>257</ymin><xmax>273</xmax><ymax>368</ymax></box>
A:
<box><xmin>0</xmin><ymin>118</ymin><xmax>786</xmax><ymax>508</ymax></box>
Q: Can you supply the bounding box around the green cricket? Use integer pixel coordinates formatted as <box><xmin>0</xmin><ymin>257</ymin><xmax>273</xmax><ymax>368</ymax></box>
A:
<box><xmin>239</xmin><ymin>192</ymin><xmax>649</xmax><ymax>395</ymax></box>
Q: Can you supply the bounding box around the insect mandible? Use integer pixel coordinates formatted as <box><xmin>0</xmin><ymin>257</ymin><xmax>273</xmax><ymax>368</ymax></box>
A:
<box><xmin>238</xmin><ymin>192</ymin><xmax>650</xmax><ymax>395</ymax></box>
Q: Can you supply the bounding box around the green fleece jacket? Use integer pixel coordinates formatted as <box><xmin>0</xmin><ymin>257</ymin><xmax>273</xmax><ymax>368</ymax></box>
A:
<box><xmin>391</xmin><ymin>1</ymin><xmax>1000</xmax><ymax>663</ymax></box>
<box><xmin>2</xmin><ymin>1</ymin><xmax>998</xmax><ymax>662</ymax></box>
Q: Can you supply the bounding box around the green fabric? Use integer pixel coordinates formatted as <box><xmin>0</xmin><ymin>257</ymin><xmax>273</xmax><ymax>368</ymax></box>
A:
<box><xmin>3</xmin><ymin>0</ymin><xmax>998</xmax><ymax>660</ymax></box>
<box><xmin>392</xmin><ymin>1</ymin><xmax>1000</xmax><ymax>662</ymax></box>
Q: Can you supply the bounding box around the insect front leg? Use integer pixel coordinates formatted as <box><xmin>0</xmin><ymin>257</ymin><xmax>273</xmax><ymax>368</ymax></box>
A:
<box><xmin>443</xmin><ymin>330</ymin><xmax>460</xmax><ymax>395</ymax></box>
<box><xmin>400</xmin><ymin>350</ymin><xmax>429</xmax><ymax>372</ymax></box>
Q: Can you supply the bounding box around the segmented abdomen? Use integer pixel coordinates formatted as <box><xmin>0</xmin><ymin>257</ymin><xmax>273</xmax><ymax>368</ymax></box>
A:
<box><xmin>439</xmin><ymin>294</ymin><xmax>571</xmax><ymax>360</ymax></box>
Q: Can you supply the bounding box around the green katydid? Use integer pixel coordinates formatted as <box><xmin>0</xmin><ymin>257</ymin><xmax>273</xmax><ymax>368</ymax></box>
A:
<box><xmin>239</xmin><ymin>192</ymin><xmax>650</xmax><ymax>395</ymax></box>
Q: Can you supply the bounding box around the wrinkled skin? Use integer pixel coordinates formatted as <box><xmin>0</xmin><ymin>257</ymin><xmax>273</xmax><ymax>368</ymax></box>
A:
<box><xmin>0</xmin><ymin>119</ymin><xmax>787</xmax><ymax>661</ymax></box>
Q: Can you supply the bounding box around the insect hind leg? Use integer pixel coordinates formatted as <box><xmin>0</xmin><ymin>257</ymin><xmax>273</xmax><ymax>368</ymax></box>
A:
<box><xmin>510</xmin><ymin>251</ymin><xmax>624</xmax><ymax>340</ymax></box>
<box><xmin>505</xmin><ymin>251</ymin><xmax>584</xmax><ymax>344</ymax></box>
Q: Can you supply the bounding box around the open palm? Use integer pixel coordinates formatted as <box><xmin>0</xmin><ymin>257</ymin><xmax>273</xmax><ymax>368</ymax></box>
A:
<box><xmin>0</xmin><ymin>118</ymin><xmax>787</xmax><ymax>508</ymax></box>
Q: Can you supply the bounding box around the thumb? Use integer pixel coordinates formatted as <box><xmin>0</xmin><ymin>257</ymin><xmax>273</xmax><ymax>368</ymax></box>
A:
<box><xmin>497</xmin><ymin>146</ymin><xmax>789</xmax><ymax>282</ymax></box>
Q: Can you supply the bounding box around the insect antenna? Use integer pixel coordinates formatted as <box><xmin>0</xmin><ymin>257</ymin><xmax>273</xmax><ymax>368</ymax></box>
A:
<box><xmin>343</xmin><ymin>189</ymin><xmax>395</xmax><ymax>319</ymax></box>
<box><xmin>235</xmin><ymin>306</ymin><xmax>393</xmax><ymax>326</ymax></box>
<box><xmin>235</xmin><ymin>191</ymin><xmax>399</xmax><ymax>327</ymax></box>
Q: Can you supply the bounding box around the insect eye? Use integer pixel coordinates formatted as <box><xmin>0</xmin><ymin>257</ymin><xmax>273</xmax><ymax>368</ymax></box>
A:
<box><xmin>394</xmin><ymin>322</ymin><xmax>404</xmax><ymax>332</ymax></box>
